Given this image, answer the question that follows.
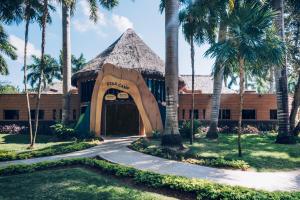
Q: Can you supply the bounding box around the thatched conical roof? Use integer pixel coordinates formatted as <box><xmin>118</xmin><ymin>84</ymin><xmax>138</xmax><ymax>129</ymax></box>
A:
<box><xmin>72</xmin><ymin>29</ymin><xmax>165</xmax><ymax>85</ymax></box>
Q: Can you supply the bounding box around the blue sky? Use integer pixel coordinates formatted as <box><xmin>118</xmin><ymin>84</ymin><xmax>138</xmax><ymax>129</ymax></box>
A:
<box><xmin>0</xmin><ymin>0</ymin><xmax>214</xmax><ymax>89</ymax></box>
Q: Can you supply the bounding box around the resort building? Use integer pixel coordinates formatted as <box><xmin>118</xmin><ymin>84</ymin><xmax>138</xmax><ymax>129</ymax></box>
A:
<box><xmin>0</xmin><ymin>29</ymin><xmax>278</xmax><ymax>136</ymax></box>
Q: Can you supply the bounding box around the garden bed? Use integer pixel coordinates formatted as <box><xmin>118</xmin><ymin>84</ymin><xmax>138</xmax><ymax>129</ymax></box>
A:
<box><xmin>0</xmin><ymin>158</ymin><xmax>299</xmax><ymax>200</ymax></box>
<box><xmin>129</xmin><ymin>133</ymin><xmax>300</xmax><ymax>171</ymax></box>
<box><xmin>0</xmin><ymin>134</ymin><xmax>99</xmax><ymax>161</ymax></box>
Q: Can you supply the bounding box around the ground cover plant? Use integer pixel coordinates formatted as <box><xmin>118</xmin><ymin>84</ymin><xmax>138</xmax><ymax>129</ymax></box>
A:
<box><xmin>129</xmin><ymin>133</ymin><xmax>300</xmax><ymax>171</ymax></box>
<box><xmin>0</xmin><ymin>158</ymin><xmax>299</xmax><ymax>200</ymax></box>
<box><xmin>0</xmin><ymin>134</ymin><xmax>99</xmax><ymax>161</ymax></box>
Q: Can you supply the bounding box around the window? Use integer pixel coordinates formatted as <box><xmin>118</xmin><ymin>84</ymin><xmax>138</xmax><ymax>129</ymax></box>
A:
<box><xmin>4</xmin><ymin>110</ymin><xmax>19</xmax><ymax>120</ymax></box>
<box><xmin>30</xmin><ymin>110</ymin><xmax>44</xmax><ymax>120</ymax></box>
<box><xmin>242</xmin><ymin>109</ymin><xmax>256</xmax><ymax>120</ymax></box>
<box><xmin>270</xmin><ymin>109</ymin><xmax>277</xmax><ymax>120</ymax></box>
<box><xmin>73</xmin><ymin>109</ymin><xmax>76</xmax><ymax>120</ymax></box>
<box><xmin>189</xmin><ymin>109</ymin><xmax>199</xmax><ymax>119</ymax></box>
<box><xmin>182</xmin><ymin>109</ymin><xmax>185</xmax><ymax>120</ymax></box>
<box><xmin>219</xmin><ymin>109</ymin><xmax>231</xmax><ymax>120</ymax></box>
<box><xmin>59</xmin><ymin>109</ymin><xmax>62</xmax><ymax>120</ymax></box>
<box><xmin>52</xmin><ymin>109</ymin><xmax>57</xmax><ymax>120</ymax></box>
<box><xmin>203</xmin><ymin>109</ymin><xmax>206</xmax><ymax>119</ymax></box>
<box><xmin>80</xmin><ymin>80</ymin><xmax>95</xmax><ymax>103</ymax></box>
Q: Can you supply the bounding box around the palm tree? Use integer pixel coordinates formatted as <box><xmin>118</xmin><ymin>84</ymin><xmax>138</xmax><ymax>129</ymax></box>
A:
<box><xmin>160</xmin><ymin>0</ymin><xmax>182</xmax><ymax>146</ymax></box>
<box><xmin>205</xmin><ymin>2</ymin><xmax>284</xmax><ymax>156</ymax></box>
<box><xmin>27</xmin><ymin>55</ymin><xmax>61</xmax><ymax>89</ymax></box>
<box><xmin>0</xmin><ymin>24</ymin><xmax>17</xmax><ymax>75</ymax></box>
<box><xmin>59</xmin><ymin>51</ymin><xmax>86</xmax><ymax>74</ymax></box>
<box><xmin>272</xmin><ymin>0</ymin><xmax>295</xmax><ymax>143</ymax></box>
<box><xmin>32</xmin><ymin>0</ymin><xmax>49</xmax><ymax>147</ymax></box>
<box><xmin>61</xmin><ymin>0</ymin><xmax>119</xmax><ymax>125</ymax></box>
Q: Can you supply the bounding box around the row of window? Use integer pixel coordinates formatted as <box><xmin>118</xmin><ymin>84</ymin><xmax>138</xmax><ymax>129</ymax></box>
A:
<box><xmin>2</xmin><ymin>109</ymin><xmax>77</xmax><ymax>121</ymax></box>
<box><xmin>181</xmin><ymin>109</ymin><xmax>278</xmax><ymax>120</ymax></box>
<box><xmin>144</xmin><ymin>78</ymin><xmax>165</xmax><ymax>102</ymax></box>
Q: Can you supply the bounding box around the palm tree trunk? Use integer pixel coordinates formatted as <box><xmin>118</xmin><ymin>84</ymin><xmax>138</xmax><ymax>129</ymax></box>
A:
<box><xmin>290</xmin><ymin>73</ymin><xmax>300</xmax><ymax>131</ymax></box>
<box><xmin>32</xmin><ymin>0</ymin><xmax>48</xmax><ymax>147</ymax></box>
<box><xmin>62</xmin><ymin>2</ymin><xmax>71</xmax><ymax>125</ymax></box>
<box><xmin>162</xmin><ymin>0</ymin><xmax>182</xmax><ymax>147</ymax></box>
<box><xmin>190</xmin><ymin>36</ymin><xmax>195</xmax><ymax>145</ymax></box>
<box><xmin>207</xmin><ymin>22</ymin><xmax>227</xmax><ymax>139</ymax></box>
<box><xmin>272</xmin><ymin>0</ymin><xmax>294</xmax><ymax>144</ymax></box>
<box><xmin>23</xmin><ymin>9</ymin><xmax>33</xmax><ymax>147</ymax></box>
<box><xmin>238</xmin><ymin>56</ymin><xmax>244</xmax><ymax>157</ymax></box>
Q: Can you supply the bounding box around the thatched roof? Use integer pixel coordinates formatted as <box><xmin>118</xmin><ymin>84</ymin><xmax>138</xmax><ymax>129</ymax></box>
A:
<box><xmin>42</xmin><ymin>82</ymin><xmax>77</xmax><ymax>94</ymax></box>
<box><xmin>180</xmin><ymin>75</ymin><xmax>236</xmax><ymax>94</ymax></box>
<box><xmin>72</xmin><ymin>29</ymin><xmax>164</xmax><ymax>85</ymax></box>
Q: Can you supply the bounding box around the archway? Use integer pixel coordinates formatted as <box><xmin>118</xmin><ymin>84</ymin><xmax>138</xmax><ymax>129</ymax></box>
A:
<box><xmin>90</xmin><ymin>63</ymin><xmax>163</xmax><ymax>137</ymax></box>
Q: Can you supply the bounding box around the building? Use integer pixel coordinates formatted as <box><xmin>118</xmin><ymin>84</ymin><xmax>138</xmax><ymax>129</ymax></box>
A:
<box><xmin>0</xmin><ymin>29</ymin><xmax>278</xmax><ymax>136</ymax></box>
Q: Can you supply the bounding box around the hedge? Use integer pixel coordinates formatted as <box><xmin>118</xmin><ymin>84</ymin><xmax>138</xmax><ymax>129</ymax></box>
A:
<box><xmin>0</xmin><ymin>158</ymin><xmax>299</xmax><ymax>200</ymax></box>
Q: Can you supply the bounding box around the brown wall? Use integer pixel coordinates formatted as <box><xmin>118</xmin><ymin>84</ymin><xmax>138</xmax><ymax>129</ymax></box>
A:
<box><xmin>178</xmin><ymin>93</ymin><xmax>277</xmax><ymax>121</ymax></box>
<box><xmin>0</xmin><ymin>94</ymin><xmax>79</xmax><ymax>121</ymax></box>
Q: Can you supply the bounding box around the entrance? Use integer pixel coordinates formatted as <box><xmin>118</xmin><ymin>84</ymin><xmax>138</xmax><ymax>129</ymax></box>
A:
<box><xmin>102</xmin><ymin>89</ymin><xmax>140</xmax><ymax>136</ymax></box>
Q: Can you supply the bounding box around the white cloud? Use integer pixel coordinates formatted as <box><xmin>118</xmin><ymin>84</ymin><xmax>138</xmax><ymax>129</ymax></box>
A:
<box><xmin>9</xmin><ymin>35</ymin><xmax>40</xmax><ymax>63</ymax></box>
<box><xmin>73</xmin><ymin>0</ymin><xmax>107</xmax><ymax>36</ymax></box>
<box><xmin>112</xmin><ymin>14</ymin><xmax>133</xmax><ymax>32</ymax></box>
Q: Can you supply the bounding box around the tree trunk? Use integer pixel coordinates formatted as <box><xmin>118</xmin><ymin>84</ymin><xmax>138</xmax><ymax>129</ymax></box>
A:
<box><xmin>290</xmin><ymin>73</ymin><xmax>300</xmax><ymax>131</ymax></box>
<box><xmin>162</xmin><ymin>0</ymin><xmax>182</xmax><ymax>147</ymax></box>
<box><xmin>190</xmin><ymin>36</ymin><xmax>195</xmax><ymax>145</ymax></box>
<box><xmin>32</xmin><ymin>0</ymin><xmax>48</xmax><ymax>147</ymax></box>
<box><xmin>238</xmin><ymin>56</ymin><xmax>244</xmax><ymax>157</ymax></box>
<box><xmin>23</xmin><ymin>8</ymin><xmax>33</xmax><ymax>147</ymax></box>
<box><xmin>207</xmin><ymin>22</ymin><xmax>227</xmax><ymax>139</ymax></box>
<box><xmin>272</xmin><ymin>0</ymin><xmax>294</xmax><ymax>144</ymax></box>
<box><xmin>62</xmin><ymin>2</ymin><xmax>71</xmax><ymax>125</ymax></box>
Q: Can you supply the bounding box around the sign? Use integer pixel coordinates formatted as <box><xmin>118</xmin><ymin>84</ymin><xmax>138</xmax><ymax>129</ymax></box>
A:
<box><xmin>107</xmin><ymin>81</ymin><xmax>129</xmax><ymax>90</ymax></box>
<box><xmin>117</xmin><ymin>92</ymin><xmax>129</xmax><ymax>99</ymax></box>
<box><xmin>105</xmin><ymin>94</ymin><xmax>116</xmax><ymax>101</ymax></box>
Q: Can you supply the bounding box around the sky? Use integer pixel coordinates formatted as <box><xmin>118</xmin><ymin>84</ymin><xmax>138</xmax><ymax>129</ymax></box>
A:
<box><xmin>0</xmin><ymin>0</ymin><xmax>215</xmax><ymax>89</ymax></box>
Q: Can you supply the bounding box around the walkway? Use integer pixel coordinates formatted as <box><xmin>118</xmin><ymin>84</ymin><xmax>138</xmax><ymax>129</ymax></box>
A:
<box><xmin>0</xmin><ymin>137</ymin><xmax>299</xmax><ymax>192</ymax></box>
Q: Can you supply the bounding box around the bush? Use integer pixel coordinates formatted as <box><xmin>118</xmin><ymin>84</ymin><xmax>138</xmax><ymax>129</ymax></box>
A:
<box><xmin>151</xmin><ymin>130</ymin><xmax>161</xmax><ymax>139</ymax></box>
<box><xmin>179</xmin><ymin>120</ymin><xmax>201</xmax><ymax>138</ymax></box>
<box><xmin>0</xmin><ymin>124</ymin><xmax>27</xmax><ymax>134</ymax></box>
<box><xmin>50</xmin><ymin>123</ymin><xmax>77</xmax><ymax>140</ymax></box>
<box><xmin>233</xmin><ymin>125</ymin><xmax>260</xmax><ymax>134</ymax></box>
<box><xmin>0</xmin><ymin>158</ymin><xmax>299</xmax><ymax>200</ymax></box>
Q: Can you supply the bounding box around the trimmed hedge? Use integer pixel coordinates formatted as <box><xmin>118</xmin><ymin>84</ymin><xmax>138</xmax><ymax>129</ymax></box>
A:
<box><xmin>0</xmin><ymin>141</ymin><xmax>97</xmax><ymax>161</ymax></box>
<box><xmin>129</xmin><ymin>138</ymin><xmax>250</xmax><ymax>170</ymax></box>
<box><xmin>0</xmin><ymin>158</ymin><xmax>299</xmax><ymax>200</ymax></box>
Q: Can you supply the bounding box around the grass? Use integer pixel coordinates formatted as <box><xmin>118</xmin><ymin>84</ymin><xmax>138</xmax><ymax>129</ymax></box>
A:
<box><xmin>0</xmin><ymin>167</ymin><xmax>177</xmax><ymax>200</ymax></box>
<box><xmin>0</xmin><ymin>134</ymin><xmax>98</xmax><ymax>161</ymax></box>
<box><xmin>133</xmin><ymin>133</ymin><xmax>300</xmax><ymax>172</ymax></box>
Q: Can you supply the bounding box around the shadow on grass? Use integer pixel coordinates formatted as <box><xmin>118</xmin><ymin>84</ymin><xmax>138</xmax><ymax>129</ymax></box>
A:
<box><xmin>1</xmin><ymin>134</ymin><xmax>58</xmax><ymax>145</ymax></box>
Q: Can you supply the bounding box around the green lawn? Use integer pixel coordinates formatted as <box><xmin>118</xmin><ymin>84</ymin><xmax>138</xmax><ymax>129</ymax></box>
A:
<box><xmin>135</xmin><ymin>133</ymin><xmax>300</xmax><ymax>172</ymax></box>
<box><xmin>0</xmin><ymin>168</ymin><xmax>177</xmax><ymax>200</ymax></box>
<box><xmin>0</xmin><ymin>134</ymin><xmax>98</xmax><ymax>161</ymax></box>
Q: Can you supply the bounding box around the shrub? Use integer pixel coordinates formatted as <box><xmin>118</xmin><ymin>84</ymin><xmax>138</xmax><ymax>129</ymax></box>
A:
<box><xmin>0</xmin><ymin>158</ymin><xmax>299</xmax><ymax>200</ymax></box>
<box><xmin>179</xmin><ymin>120</ymin><xmax>201</xmax><ymax>138</ymax></box>
<box><xmin>151</xmin><ymin>130</ymin><xmax>161</xmax><ymax>139</ymax></box>
<box><xmin>233</xmin><ymin>125</ymin><xmax>260</xmax><ymax>134</ymax></box>
<box><xmin>50</xmin><ymin>123</ymin><xmax>77</xmax><ymax>140</ymax></box>
<box><xmin>0</xmin><ymin>124</ymin><xmax>27</xmax><ymax>134</ymax></box>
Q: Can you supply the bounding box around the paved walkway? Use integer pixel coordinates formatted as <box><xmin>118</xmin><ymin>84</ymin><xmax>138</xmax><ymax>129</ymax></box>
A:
<box><xmin>0</xmin><ymin>137</ymin><xmax>299</xmax><ymax>192</ymax></box>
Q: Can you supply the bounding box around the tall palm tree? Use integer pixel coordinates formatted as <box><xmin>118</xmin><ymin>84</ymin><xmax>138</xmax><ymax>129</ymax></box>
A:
<box><xmin>205</xmin><ymin>2</ymin><xmax>284</xmax><ymax>156</ymax></box>
<box><xmin>0</xmin><ymin>25</ymin><xmax>17</xmax><ymax>75</ymax></box>
<box><xmin>179</xmin><ymin>1</ymin><xmax>218</xmax><ymax>144</ymax></box>
<box><xmin>272</xmin><ymin>0</ymin><xmax>295</xmax><ymax>143</ymax></box>
<box><xmin>32</xmin><ymin>0</ymin><xmax>49</xmax><ymax>147</ymax></box>
<box><xmin>27</xmin><ymin>55</ymin><xmax>61</xmax><ymax>89</ymax></box>
<box><xmin>61</xmin><ymin>0</ymin><xmax>119</xmax><ymax>125</ymax></box>
<box><xmin>161</xmin><ymin>0</ymin><xmax>182</xmax><ymax>146</ymax></box>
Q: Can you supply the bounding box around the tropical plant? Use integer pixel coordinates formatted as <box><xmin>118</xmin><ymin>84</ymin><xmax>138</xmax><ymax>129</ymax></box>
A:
<box><xmin>179</xmin><ymin>0</ymin><xmax>218</xmax><ymax>144</ymax></box>
<box><xmin>0</xmin><ymin>82</ymin><xmax>19</xmax><ymax>94</ymax></box>
<box><xmin>205</xmin><ymin>2</ymin><xmax>284</xmax><ymax>156</ymax></box>
<box><xmin>60</xmin><ymin>0</ymin><xmax>119</xmax><ymax>125</ymax></box>
<box><xmin>160</xmin><ymin>0</ymin><xmax>182</xmax><ymax>147</ymax></box>
<box><xmin>27</xmin><ymin>55</ymin><xmax>61</xmax><ymax>89</ymax></box>
<box><xmin>59</xmin><ymin>51</ymin><xmax>86</xmax><ymax>74</ymax></box>
<box><xmin>271</xmin><ymin>0</ymin><xmax>294</xmax><ymax>144</ymax></box>
<box><xmin>0</xmin><ymin>24</ymin><xmax>17</xmax><ymax>75</ymax></box>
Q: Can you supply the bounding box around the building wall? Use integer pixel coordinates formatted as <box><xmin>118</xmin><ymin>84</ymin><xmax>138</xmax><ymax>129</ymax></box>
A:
<box><xmin>0</xmin><ymin>94</ymin><xmax>79</xmax><ymax>121</ymax></box>
<box><xmin>178</xmin><ymin>93</ymin><xmax>277</xmax><ymax>121</ymax></box>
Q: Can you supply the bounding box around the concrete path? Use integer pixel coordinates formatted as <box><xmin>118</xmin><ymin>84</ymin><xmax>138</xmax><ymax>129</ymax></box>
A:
<box><xmin>0</xmin><ymin>137</ymin><xmax>299</xmax><ymax>192</ymax></box>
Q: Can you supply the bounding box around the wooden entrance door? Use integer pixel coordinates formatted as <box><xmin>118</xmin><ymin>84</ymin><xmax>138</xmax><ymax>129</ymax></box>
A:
<box><xmin>104</xmin><ymin>102</ymin><xmax>139</xmax><ymax>136</ymax></box>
